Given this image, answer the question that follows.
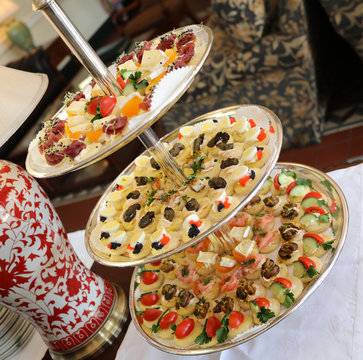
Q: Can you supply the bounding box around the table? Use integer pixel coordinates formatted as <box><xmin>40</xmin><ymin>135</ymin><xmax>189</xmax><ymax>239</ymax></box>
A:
<box><xmin>8</xmin><ymin>163</ymin><xmax>363</xmax><ymax>360</ymax></box>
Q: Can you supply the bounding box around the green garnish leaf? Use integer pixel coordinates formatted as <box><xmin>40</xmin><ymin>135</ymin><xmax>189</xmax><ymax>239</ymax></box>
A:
<box><xmin>90</xmin><ymin>113</ymin><xmax>102</xmax><ymax>123</ymax></box>
<box><xmin>191</xmin><ymin>155</ymin><xmax>206</xmax><ymax>175</ymax></box>
<box><xmin>255</xmin><ymin>212</ymin><xmax>265</xmax><ymax>217</ymax></box>
<box><xmin>306</xmin><ymin>265</ymin><xmax>319</xmax><ymax>278</ymax></box>
<box><xmin>129</xmin><ymin>71</ymin><xmax>149</xmax><ymax>89</ymax></box>
<box><xmin>317</xmin><ymin>199</ymin><xmax>327</xmax><ymax>207</ymax></box>
<box><xmin>283</xmin><ymin>290</ymin><xmax>295</xmax><ymax>308</ymax></box>
<box><xmin>136</xmin><ymin>266</ymin><xmax>160</xmax><ymax>276</ymax></box>
<box><xmin>296</xmin><ymin>177</ymin><xmax>312</xmax><ymax>186</ymax></box>
<box><xmin>181</xmin><ymin>265</ymin><xmax>190</xmax><ymax>277</ymax></box>
<box><xmin>321</xmin><ymin>180</ymin><xmax>333</xmax><ymax>193</ymax></box>
<box><xmin>152</xmin><ymin>309</ymin><xmax>170</xmax><ymax>333</ymax></box>
<box><xmin>318</xmin><ymin>214</ymin><xmax>330</xmax><ymax>223</ymax></box>
<box><xmin>135</xmin><ymin>307</ymin><xmax>143</xmax><ymax>317</ymax></box>
<box><xmin>282</xmin><ymin>170</ymin><xmax>296</xmax><ymax>179</ymax></box>
<box><xmin>203</xmin><ymin>277</ymin><xmax>213</xmax><ymax>285</ymax></box>
<box><xmin>146</xmin><ymin>189</ymin><xmax>156</xmax><ymax>206</ymax></box>
<box><xmin>331</xmin><ymin>205</ymin><xmax>340</xmax><ymax>220</ymax></box>
<box><xmin>216</xmin><ymin>311</ymin><xmax>230</xmax><ymax>343</ymax></box>
<box><xmin>242</xmin><ymin>259</ymin><xmax>256</xmax><ymax>266</ymax></box>
<box><xmin>194</xmin><ymin>319</ymin><xmax>212</xmax><ymax>345</ymax></box>
<box><xmin>134</xmin><ymin>281</ymin><xmax>139</xmax><ymax>290</ymax></box>
<box><xmin>321</xmin><ymin>240</ymin><xmax>335</xmax><ymax>251</ymax></box>
<box><xmin>146</xmin><ymin>177</ymin><xmax>156</xmax><ymax>183</ymax></box>
<box><xmin>257</xmin><ymin>306</ymin><xmax>275</xmax><ymax>323</ymax></box>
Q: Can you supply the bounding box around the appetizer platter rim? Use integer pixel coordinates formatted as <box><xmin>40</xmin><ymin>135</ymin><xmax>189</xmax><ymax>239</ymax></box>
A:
<box><xmin>84</xmin><ymin>103</ymin><xmax>283</xmax><ymax>268</ymax></box>
<box><xmin>25</xmin><ymin>24</ymin><xmax>214</xmax><ymax>179</ymax></box>
<box><xmin>128</xmin><ymin>161</ymin><xmax>349</xmax><ymax>355</ymax></box>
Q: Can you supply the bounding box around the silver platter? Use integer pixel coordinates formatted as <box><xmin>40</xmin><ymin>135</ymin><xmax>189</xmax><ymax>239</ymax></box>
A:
<box><xmin>26</xmin><ymin>24</ymin><xmax>213</xmax><ymax>178</ymax></box>
<box><xmin>85</xmin><ymin>104</ymin><xmax>283</xmax><ymax>267</ymax></box>
<box><xmin>129</xmin><ymin>162</ymin><xmax>349</xmax><ymax>355</ymax></box>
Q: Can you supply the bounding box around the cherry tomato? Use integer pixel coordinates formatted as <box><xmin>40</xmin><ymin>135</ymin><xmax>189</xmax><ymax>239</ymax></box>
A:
<box><xmin>229</xmin><ymin>311</ymin><xmax>245</xmax><ymax>329</ymax></box>
<box><xmin>142</xmin><ymin>308</ymin><xmax>162</xmax><ymax>322</ymax></box>
<box><xmin>141</xmin><ymin>271</ymin><xmax>159</xmax><ymax>285</ymax></box>
<box><xmin>298</xmin><ymin>256</ymin><xmax>316</xmax><ymax>270</ymax></box>
<box><xmin>150</xmin><ymin>260</ymin><xmax>162</xmax><ymax>266</ymax></box>
<box><xmin>273</xmin><ymin>277</ymin><xmax>292</xmax><ymax>289</ymax></box>
<box><xmin>136</xmin><ymin>315</ymin><xmax>143</xmax><ymax>325</ymax></box>
<box><xmin>303</xmin><ymin>233</ymin><xmax>324</xmax><ymax>244</ymax></box>
<box><xmin>273</xmin><ymin>174</ymin><xmax>280</xmax><ymax>190</ymax></box>
<box><xmin>206</xmin><ymin>316</ymin><xmax>221</xmax><ymax>338</ymax></box>
<box><xmin>86</xmin><ymin>97</ymin><xmax>102</xmax><ymax>114</ymax></box>
<box><xmin>302</xmin><ymin>192</ymin><xmax>322</xmax><ymax>201</ymax></box>
<box><xmin>304</xmin><ymin>206</ymin><xmax>326</xmax><ymax>215</ymax></box>
<box><xmin>175</xmin><ymin>318</ymin><xmax>195</xmax><ymax>339</ymax></box>
<box><xmin>254</xmin><ymin>297</ymin><xmax>270</xmax><ymax>309</ymax></box>
<box><xmin>100</xmin><ymin>96</ymin><xmax>117</xmax><ymax>117</ymax></box>
<box><xmin>286</xmin><ymin>181</ymin><xmax>297</xmax><ymax>195</ymax></box>
<box><xmin>140</xmin><ymin>292</ymin><xmax>159</xmax><ymax>306</ymax></box>
<box><xmin>160</xmin><ymin>311</ymin><xmax>178</xmax><ymax>330</ymax></box>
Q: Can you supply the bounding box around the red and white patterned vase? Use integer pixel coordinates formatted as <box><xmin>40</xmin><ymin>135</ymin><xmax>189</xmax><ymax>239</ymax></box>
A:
<box><xmin>0</xmin><ymin>160</ymin><xmax>126</xmax><ymax>357</ymax></box>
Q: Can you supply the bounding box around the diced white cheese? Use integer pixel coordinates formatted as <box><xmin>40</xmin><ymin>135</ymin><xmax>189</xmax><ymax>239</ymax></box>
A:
<box><xmin>93</xmin><ymin>115</ymin><xmax>116</xmax><ymax>131</ymax></box>
<box><xmin>141</xmin><ymin>49</ymin><xmax>167</xmax><ymax>69</ymax></box>
<box><xmin>219</xmin><ymin>257</ymin><xmax>237</xmax><ymax>268</ymax></box>
<box><xmin>230</xmin><ymin>226</ymin><xmax>253</xmax><ymax>241</ymax></box>
<box><xmin>119</xmin><ymin>59</ymin><xmax>137</xmax><ymax>71</ymax></box>
<box><xmin>66</xmin><ymin>98</ymin><xmax>88</xmax><ymax>117</ymax></box>
<box><xmin>197</xmin><ymin>251</ymin><xmax>217</xmax><ymax>264</ymax></box>
<box><xmin>234</xmin><ymin>239</ymin><xmax>258</xmax><ymax>257</ymax></box>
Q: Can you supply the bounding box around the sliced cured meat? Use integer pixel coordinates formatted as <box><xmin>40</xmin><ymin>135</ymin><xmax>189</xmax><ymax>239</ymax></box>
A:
<box><xmin>62</xmin><ymin>140</ymin><xmax>86</xmax><ymax>160</ymax></box>
<box><xmin>136</xmin><ymin>41</ymin><xmax>152</xmax><ymax>63</ymax></box>
<box><xmin>175</xmin><ymin>42</ymin><xmax>195</xmax><ymax>69</ymax></box>
<box><xmin>102</xmin><ymin>116</ymin><xmax>128</xmax><ymax>135</ymax></box>
<box><xmin>118</xmin><ymin>53</ymin><xmax>134</xmax><ymax>65</ymax></box>
<box><xmin>176</xmin><ymin>32</ymin><xmax>196</xmax><ymax>51</ymax></box>
<box><xmin>45</xmin><ymin>151</ymin><xmax>64</xmax><ymax>166</ymax></box>
<box><xmin>139</xmin><ymin>94</ymin><xmax>152</xmax><ymax>111</ymax></box>
<box><xmin>156</xmin><ymin>34</ymin><xmax>177</xmax><ymax>51</ymax></box>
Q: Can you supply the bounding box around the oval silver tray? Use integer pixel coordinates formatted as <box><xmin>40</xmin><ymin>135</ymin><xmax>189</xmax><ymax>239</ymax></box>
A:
<box><xmin>84</xmin><ymin>104</ymin><xmax>283</xmax><ymax>267</ymax></box>
<box><xmin>129</xmin><ymin>162</ymin><xmax>348</xmax><ymax>355</ymax></box>
<box><xmin>26</xmin><ymin>24</ymin><xmax>213</xmax><ymax>178</ymax></box>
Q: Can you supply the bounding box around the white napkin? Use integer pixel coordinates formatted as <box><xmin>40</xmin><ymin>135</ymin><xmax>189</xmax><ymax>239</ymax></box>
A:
<box><xmin>116</xmin><ymin>164</ymin><xmax>363</xmax><ymax>360</ymax></box>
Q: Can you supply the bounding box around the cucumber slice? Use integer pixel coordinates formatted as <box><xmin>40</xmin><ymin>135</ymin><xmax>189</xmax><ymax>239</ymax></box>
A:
<box><xmin>123</xmin><ymin>82</ymin><xmax>135</xmax><ymax>96</ymax></box>
<box><xmin>270</xmin><ymin>282</ymin><xmax>285</xmax><ymax>303</ymax></box>
<box><xmin>289</xmin><ymin>185</ymin><xmax>309</xmax><ymax>197</ymax></box>
<box><xmin>260</xmin><ymin>178</ymin><xmax>273</xmax><ymax>194</ymax></box>
<box><xmin>303</xmin><ymin>236</ymin><xmax>319</xmax><ymax>256</ymax></box>
<box><xmin>120</xmin><ymin>70</ymin><xmax>133</xmax><ymax>80</ymax></box>
<box><xmin>249</xmin><ymin>301</ymin><xmax>258</xmax><ymax>314</ymax></box>
<box><xmin>300</xmin><ymin>213</ymin><xmax>318</xmax><ymax>227</ymax></box>
<box><xmin>278</xmin><ymin>173</ymin><xmax>293</xmax><ymax>186</ymax></box>
<box><xmin>293</xmin><ymin>260</ymin><xmax>306</xmax><ymax>278</ymax></box>
<box><xmin>301</xmin><ymin>197</ymin><xmax>319</xmax><ymax>209</ymax></box>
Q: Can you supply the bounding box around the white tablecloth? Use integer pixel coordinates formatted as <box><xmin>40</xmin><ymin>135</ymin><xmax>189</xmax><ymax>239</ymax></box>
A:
<box><xmin>10</xmin><ymin>164</ymin><xmax>363</xmax><ymax>360</ymax></box>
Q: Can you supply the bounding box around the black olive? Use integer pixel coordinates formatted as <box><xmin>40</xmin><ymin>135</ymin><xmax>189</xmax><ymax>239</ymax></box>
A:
<box><xmin>123</xmin><ymin>203</ymin><xmax>141</xmax><ymax>222</ymax></box>
<box><xmin>133</xmin><ymin>242</ymin><xmax>143</xmax><ymax>254</ymax></box>
<box><xmin>207</xmin><ymin>132</ymin><xmax>230</xmax><ymax>147</ymax></box>
<box><xmin>186</xmin><ymin>198</ymin><xmax>200</xmax><ymax>211</ymax></box>
<box><xmin>139</xmin><ymin>211</ymin><xmax>155</xmax><ymax>228</ymax></box>
<box><xmin>220</xmin><ymin>158</ymin><xmax>239</xmax><ymax>169</ymax></box>
<box><xmin>208</xmin><ymin>177</ymin><xmax>227</xmax><ymax>189</ymax></box>
<box><xmin>217</xmin><ymin>142</ymin><xmax>234</xmax><ymax>150</ymax></box>
<box><xmin>126</xmin><ymin>190</ymin><xmax>140</xmax><ymax>199</ymax></box>
<box><xmin>169</xmin><ymin>143</ymin><xmax>185</xmax><ymax>157</ymax></box>
<box><xmin>164</xmin><ymin>207</ymin><xmax>175</xmax><ymax>222</ymax></box>
<box><xmin>193</xmin><ymin>134</ymin><xmax>205</xmax><ymax>152</ymax></box>
<box><xmin>162</xmin><ymin>284</ymin><xmax>177</xmax><ymax>300</ymax></box>
<box><xmin>100</xmin><ymin>216</ymin><xmax>107</xmax><ymax>222</ymax></box>
<box><xmin>188</xmin><ymin>224</ymin><xmax>200</xmax><ymax>238</ymax></box>
<box><xmin>150</xmin><ymin>157</ymin><xmax>161</xmax><ymax>170</ymax></box>
<box><xmin>217</xmin><ymin>202</ymin><xmax>225</xmax><ymax>212</ymax></box>
<box><xmin>100</xmin><ymin>232</ymin><xmax>110</xmax><ymax>239</ymax></box>
<box><xmin>110</xmin><ymin>242</ymin><xmax>121</xmax><ymax>250</ymax></box>
<box><xmin>151</xmin><ymin>241</ymin><xmax>164</xmax><ymax>250</ymax></box>
<box><xmin>135</xmin><ymin>176</ymin><xmax>147</xmax><ymax>186</ymax></box>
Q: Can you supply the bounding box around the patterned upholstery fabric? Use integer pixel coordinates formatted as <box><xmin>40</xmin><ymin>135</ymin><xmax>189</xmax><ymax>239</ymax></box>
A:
<box><xmin>161</xmin><ymin>0</ymin><xmax>323</xmax><ymax>148</ymax></box>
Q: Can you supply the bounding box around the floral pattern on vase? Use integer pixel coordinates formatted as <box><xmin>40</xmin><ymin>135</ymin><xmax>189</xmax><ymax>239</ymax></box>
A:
<box><xmin>0</xmin><ymin>160</ymin><xmax>114</xmax><ymax>352</ymax></box>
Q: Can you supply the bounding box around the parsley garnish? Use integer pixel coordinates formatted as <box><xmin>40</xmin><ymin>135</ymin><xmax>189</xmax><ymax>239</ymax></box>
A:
<box><xmin>255</xmin><ymin>212</ymin><xmax>265</xmax><ymax>217</ymax></box>
<box><xmin>321</xmin><ymin>180</ymin><xmax>333</xmax><ymax>193</ymax></box>
<box><xmin>216</xmin><ymin>311</ymin><xmax>230</xmax><ymax>343</ymax></box>
<box><xmin>161</xmin><ymin>189</ymin><xmax>177</xmax><ymax>202</ymax></box>
<box><xmin>146</xmin><ymin>177</ymin><xmax>155</xmax><ymax>183</ymax></box>
<box><xmin>152</xmin><ymin>309</ymin><xmax>170</xmax><ymax>333</ymax></box>
<box><xmin>257</xmin><ymin>306</ymin><xmax>275</xmax><ymax>323</ymax></box>
<box><xmin>318</xmin><ymin>199</ymin><xmax>327</xmax><ymax>207</ymax></box>
<box><xmin>203</xmin><ymin>277</ymin><xmax>213</xmax><ymax>285</ymax></box>
<box><xmin>242</xmin><ymin>259</ymin><xmax>256</xmax><ymax>266</ymax></box>
<box><xmin>194</xmin><ymin>319</ymin><xmax>212</xmax><ymax>345</ymax></box>
<box><xmin>146</xmin><ymin>190</ymin><xmax>156</xmax><ymax>206</ymax></box>
<box><xmin>281</xmin><ymin>170</ymin><xmax>296</xmax><ymax>179</ymax></box>
<box><xmin>135</xmin><ymin>307</ymin><xmax>143</xmax><ymax>317</ymax></box>
<box><xmin>191</xmin><ymin>155</ymin><xmax>206</xmax><ymax>174</ymax></box>
<box><xmin>181</xmin><ymin>265</ymin><xmax>190</xmax><ymax>277</ymax></box>
<box><xmin>321</xmin><ymin>240</ymin><xmax>335</xmax><ymax>251</ymax></box>
<box><xmin>283</xmin><ymin>290</ymin><xmax>295</xmax><ymax>308</ymax></box>
<box><xmin>306</xmin><ymin>265</ymin><xmax>319</xmax><ymax>278</ymax></box>
<box><xmin>296</xmin><ymin>177</ymin><xmax>312</xmax><ymax>186</ymax></box>
<box><xmin>129</xmin><ymin>71</ymin><xmax>149</xmax><ymax>89</ymax></box>
<box><xmin>318</xmin><ymin>214</ymin><xmax>330</xmax><ymax>223</ymax></box>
